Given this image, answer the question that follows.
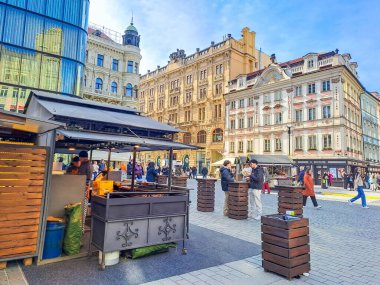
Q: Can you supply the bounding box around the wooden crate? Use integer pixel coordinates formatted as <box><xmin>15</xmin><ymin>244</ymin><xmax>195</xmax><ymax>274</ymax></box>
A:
<box><xmin>157</xmin><ymin>175</ymin><xmax>168</xmax><ymax>185</ymax></box>
<box><xmin>275</xmin><ymin>186</ymin><xmax>304</xmax><ymax>216</ymax></box>
<box><xmin>0</xmin><ymin>145</ymin><xmax>48</xmax><ymax>263</ymax></box>
<box><xmin>172</xmin><ymin>176</ymin><xmax>187</xmax><ymax>187</ymax></box>
<box><xmin>196</xmin><ymin>179</ymin><xmax>216</xmax><ymax>212</ymax></box>
<box><xmin>261</xmin><ymin>214</ymin><xmax>310</xmax><ymax>280</ymax></box>
<box><xmin>228</xmin><ymin>182</ymin><xmax>249</xmax><ymax>220</ymax></box>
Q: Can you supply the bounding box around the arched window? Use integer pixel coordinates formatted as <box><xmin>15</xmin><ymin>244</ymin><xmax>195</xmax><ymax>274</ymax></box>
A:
<box><xmin>183</xmin><ymin>133</ymin><xmax>191</xmax><ymax>144</ymax></box>
<box><xmin>95</xmin><ymin>78</ymin><xmax>103</xmax><ymax>90</ymax></box>
<box><xmin>126</xmin><ymin>83</ymin><xmax>133</xmax><ymax>96</ymax></box>
<box><xmin>197</xmin><ymin>130</ymin><xmax>207</xmax><ymax>144</ymax></box>
<box><xmin>212</xmin><ymin>128</ymin><xmax>223</xmax><ymax>142</ymax></box>
<box><xmin>111</xmin><ymin>81</ymin><xmax>117</xmax><ymax>93</ymax></box>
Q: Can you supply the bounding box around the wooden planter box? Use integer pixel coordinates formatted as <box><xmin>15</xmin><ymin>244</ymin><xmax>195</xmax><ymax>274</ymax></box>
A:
<box><xmin>196</xmin><ymin>179</ymin><xmax>217</xmax><ymax>212</ymax></box>
<box><xmin>172</xmin><ymin>176</ymin><xmax>188</xmax><ymax>188</ymax></box>
<box><xmin>261</xmin><ymin>214</ymin><xmax>310</xmax><ymax>280</ymax></box>
<box><xmin>275</xmin><ymin>186</ymin><xmax>304</xmax><ymax>216</ymax></box>
<box><xmin>157</xmin><ymin>175</ymin><xmax>168</xmax><ymax>185</ymax></box>
<box><xmin>228</xmin><ymin>182</ymin><xmax>249</xmax><ymax>220</ymax></box>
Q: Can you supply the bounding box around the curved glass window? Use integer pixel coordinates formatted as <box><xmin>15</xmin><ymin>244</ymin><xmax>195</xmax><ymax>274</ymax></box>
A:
<box><xmin>111</xmin><ymin>82</ymin><xmax>117</xmax><ymax>93</ymax></box>
<box><xmin>63</xmin><ymin>0</ymin><xmax>81</xmax><ymax>26</ymax></box>
<box><xmin>3</xmin><ymin>7</ymin><xmax>25</xmax><ymax>46</ymax></box>
<box><xmin>46</xmin><ymin>0</ymin><xmax>64</xmax><ymax>20</ymax></box>
<box><xmin>7</xmin><ymin>0</ymin><xmax>26</xmax><ymax>9</ymax></box>
<box><xmin>23</xmin><ymin>13</ymin><xmax>44</xmax><ymax>50</ymax></box>
<box><xmin>27</xmin><ymin>0</ymin><xmax>47</xmax><ymax>14</ymax></box>
<box><xmin>43</xmin><ymin>20</ymin><xmax>63</xmax><ymax>56</ymax></box>
<box><xmin>95</xmin><ymin>78</ymin><xmax>103</xmax><ymax>90</ymax></box>
<box><xmin>62</xmin><ymin>23</ymin><xmax>78</xmax><ymax>60</ymax></box>
<box><xmin>61</xmin><ymin>59</ymin><xmax>77</xmax><ymax>95</ymax></box>
<box><xmin>212</xmin><ymin>128</ymin><xmax>223</xmax><ymax>142</ymax></box>
<box><xmin>125</xmin><ymin>83</ymin><xmax>132</xmax><ymax>96</ymax></box>
<box><xmin>197</xmin><ymin>131</ymin><xmax>207</xmax><ymax>144</ymax></box>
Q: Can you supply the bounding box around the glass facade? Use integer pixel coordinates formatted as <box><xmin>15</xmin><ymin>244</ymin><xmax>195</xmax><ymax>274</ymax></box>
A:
<box><xmin>0</xmin><ymin>0</ymin><xmax>89</xmax><ymax>112</ymax></box>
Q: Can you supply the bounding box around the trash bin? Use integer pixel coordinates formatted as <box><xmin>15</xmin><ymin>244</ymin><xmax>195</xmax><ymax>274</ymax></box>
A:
<box><xmin>43</xmin><ymin>221</ymin><xmax>65</xmax><ymax>259</ymax></box>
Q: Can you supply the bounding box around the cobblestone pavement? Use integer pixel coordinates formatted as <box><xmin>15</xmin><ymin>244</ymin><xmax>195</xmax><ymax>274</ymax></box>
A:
<box><xmin>144</xmin><ymin>179</ymin><xmax>380</xmax><ymax>285</ymax></box>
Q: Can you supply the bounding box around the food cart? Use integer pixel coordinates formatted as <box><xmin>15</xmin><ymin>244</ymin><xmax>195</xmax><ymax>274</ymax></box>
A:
<box><xmin>13</xmin><ymin>91</ymin><xmax>197</xmax><ymax>267</ymax></box>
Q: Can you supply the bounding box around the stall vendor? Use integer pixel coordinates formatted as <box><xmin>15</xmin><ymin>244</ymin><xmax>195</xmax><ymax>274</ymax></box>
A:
<box><xmin>66</xmin><ymin>156</ymin><xmax>81</xmax><ymax>175</ymax></box>
<box><xmin>78</xmin><ymin>151</ymin><xmax>93</xmax><ymax>183</ymax></box>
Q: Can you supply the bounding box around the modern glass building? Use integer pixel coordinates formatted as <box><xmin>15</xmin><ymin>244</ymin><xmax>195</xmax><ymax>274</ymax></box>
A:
<box><xmin>0</xmin><ymin>0</ymin><xmax>90</xmax><ymax>112</ymax></box>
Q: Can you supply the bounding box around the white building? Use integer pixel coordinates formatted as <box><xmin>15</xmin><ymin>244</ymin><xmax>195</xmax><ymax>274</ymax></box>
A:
<box><xmin>82</xmin><ymin>19</ymin><xmax>141</xmax><ymax>109</ymax></box>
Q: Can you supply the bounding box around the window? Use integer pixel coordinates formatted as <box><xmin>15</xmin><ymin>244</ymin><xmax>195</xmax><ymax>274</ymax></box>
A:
<box><xmin>170</xmin><ymin>95</ymin><xmax>179</xmax><ymax>106</ymax></box>
<box><xmin>170</xmin><ymin>80</ymin><xmax>179</xmax><ymax>89</ymax></box>
<box><xmin>0</xmin><ymin>87</ymin><xmax>8</xmax><ymax>97</ymax></box>
<box><xmin>198</xmin><ymin>107</ymin><xmax>206</xmax><ymax>121</ymax></box>
<box><xmin>295</xmin><ymin>137</ymin><xmax>303</xmax><ymax>150</ymax></box>
<box><xmin>264</xmin><ymin>94</ymin><xmax>271</xmax><ymax>103</ymax></box>
<box><xmin>215</xmin><ymin>83</ymin><xmax>223</xmax><ymax>96</ymax></box>
<box><xmin>200</xmin><ymin>69</ymin><xmax>207</xmax><ymax>80</ymax></box>
<box><xmin>216</xmin><ymin>64</ymin><xmax>223</xmax><ymax>74</ymax></box>
<box><xmin>274</xmin><ymin>91</ymin><xmax>282</xmax><ymax>101</ymax></box>
<box><xmin>275</xmin><ymin>139</ymin><xmax>282</xmax><ymax>151</ymax></box>
<box><xmin>239</xmin><ymin>99</ymin><xmax>245</xmax><ymax>108</ymax></box>
<box><xmin>149</xmin><ymin>88</ymin><xmax>154</xmax><ymax>97</ymax></box>
<box><xmin>184</xmin><ymin>110</ymin><xmax>191</xmax><ymax>122</ymax></box>
<box><xmin>238</xmin><ymin>78</ymin><xmax>244</xmax><ymax>87</ymax></box>
<box><xmin>230</xmin><ymin>119</ymin><xmax>236</xmax><ymax>130</ymax></box>
<box><xmin>295</xmin><ymin>110</ymin><xmax>303</xmax><ymax>122</ymax></box>
<box><xmin>158</xmin><ymin>97</ymin><xmax>164</xmax><ymax>109</ymax></box>
<box><xmin>134</xmin><ymin>62</ymin><xmax>139</xmax><ymax>74</ymax></box>
<box><xmin>199</xmin><ymin>87</ymin><xmax>207</xmax><ymax>99</ymax></box>
<box><xmin>186</xmin><ymin>75</ymin><xmax>192</xmax><ymax>84</ymax></box>
<box><xmin>125</xmin><ymin>83</ymin><xmax>133</xmax><ymax>96</ymax></box>
<box><xmin>230</xmin><ymin>142</ymin><xmax>235</xmax><ymax>153</ymax></box>
<box><xmin>323</xmin><ymin>134</ymin><xmax>332</xmax><ymax>149</ymax></box>
<box><xmin>307</xmin><ymin>60</ymin><xmax>314</xmax><ymax>68</ymax></box>
<box><xmin>127</xmin><ymin>61</ymin><xmax>133</xmax><ymax>73</ymax></box>
<box><xmin>111</xmin><ymin>81</ymin><xmax>117</xmax><ymax>93</ymax></box>
<box><xmin>238</xmin><ymin>141</ymin><xmax>244</xmax><ymax>153</ymax></box>
<box><xmin>264</xmin><ymin>139</ymin><xmax>271</xmax><ymax>152</ymax></box>
<box><xmin>112</xmin><ymin>59</ymin><xmax>119</xmax><ymax>71</ymax></box>
<box><xmin>323</xmin><ymin>105</ymin><xmax>331</xmax><ymax>119</ymax></box>
<box><xmin>308</xmin><ymin>108</ymin><xmax>316</xmax><ymax>120</ymax></box>
<box><xmin>275</xmin><ymin>112</ymin><xmax>282</xmax><ymax>124</ymax></box>
<box><xmin>247</xmin><ymin>141</ymin><xmax>254</xmax><ymax>152</ymax></box>
<box><xmin>214</xmin><ymin>104</ymin><xmax>222</xmax><ymax>118</ymax></box>
<box><xmin>183</xmin><ymin>133</ymin><xmax>191</xmax><ymax>144</ymax></box>
<box><xmin>322</xmin><ymin>80</ymin><xmax>330</xmax><ymax>92</ymax></box>
<box><xmin>197</xmin><ymin>130</ymin><xmax>207</xmax><ymax>144</ymax></box>
<box><xmin>148</xmin><ymin>101</ymin><xmax>154</xmax><ymax>112</ymax></box>
<box><xmin>185</xmin><ymin>91</ymin><xmax>192</xmax><ymax>103</ymax></box>
<box><xmin>169</xmin><ymin>113</ymin><xmax>178</xmax><ymax>123</ymax></box>
<box><xmin>97</xmin><ymin>54</ymin><xmax>104</xmax><ymax>67</ymax></box>
<box><xmin>95</xmin><ymin>78</ymin><xmax>103</xmax><ymax>90</ymax></box>
<box><xmin>159</xmin><ymin>84</ymin><xmax>164</xmax><ymax>93</ymax></box>
<box><xmin>247</xmin><ymin>117</ymin><xmax>254</xmax><ymax>128</ymax></box>
<box><xmin>263</xmin><ymin>114</ymin><xmax>271</xmax><ymax>126</ymax></box>
<box><xmin>239</xmin><ymin>118</ymin><xmax>245</xmax><ymax>129</ymax></box>
<box><xmin>212</xmin><ymin>128</ymin><xmax>223</xmax><ymax>142</ymax></box>
<box><xmin>295</xmin><ymin>86</ymin><xmax>302</xmax><ymax>97</ymax></box>
<box><xmin>308</xmin><ymin>83</ymin><xmax>316</xmax><ymax>94</ymax></box>
<box><xmin>248</xmin><ymin>97</ymin><xmax>254</xmax><ymax>106</ymax></box>
<box><xmin>230</xmin><ymin>101</ymin><xmax>236</xmax><ymax>109</ymax></box>
<box><xmin>308</xmin><ymin>135</ymin><xmax>317</xmax><ymax>150</ymax></box>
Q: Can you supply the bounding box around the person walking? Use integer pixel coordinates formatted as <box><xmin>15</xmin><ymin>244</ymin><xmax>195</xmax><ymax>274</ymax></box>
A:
<box><xmin>248</xmin><ymin>159</ymin><xmax>264</xmax><ymax>220</ymax></box>
<box><xmin>303</xmin><ymin>168</ymin><xmax>322</xmax><ymax>209</ymax></box>
<box><xmin>135</xmin><ymin>162</ymin><xmax>143</xmax><ymax>180</ymax></box>
<box><xmin>220</xmin><ymin>160</ymin><xmax>234</xmax><ymax>216</ymax></box>
<box><xmin>262</xmin><ymin>167</ymin><xmax>271</xmax><ymax>194</ymax></box>
<box><xmin>146</xmin><ymin>162</ymin><xmax>159</xmax><ymax>182</ymax></box>
<box><xmin>192</xmin><ymin>166</ymin><xmax>197</xmax><ymax>179</ymax></box>
<box><xmin>328</xmin><ymin>171</ymin><xmax>333</xmax><ymax>187</ymax></box>
<box><xmin>348</xmin><ymin>168</ymin><xmax>369</xmax><ymax>208</ymax></box>
<box><xmin>297</xmin><ymin>167</ymin><xmax>306</xmax><ymax>186</ymax></box>
<box><xmin>201</xmin><ymin>166</ymin><xmax>208</xmax><ymax>179</ymax></box>
<box><xmin>369</xmin><ymin>174</ymin><xmax>377</xmax><ymax>191</ymax></box>
<box><xmin>364</xmin><ymin>173</ymin><xmax>370</xmax><ymax>189</ymax></box>
<box><xmin>98</xmin><ymin>160</ymin><xmax>105</xmax><ymax>172</ymax></box>
<box><xmin>92</xmin><ymin>161</ymin><xmax>99</xmax><ymax>180</ymax></box>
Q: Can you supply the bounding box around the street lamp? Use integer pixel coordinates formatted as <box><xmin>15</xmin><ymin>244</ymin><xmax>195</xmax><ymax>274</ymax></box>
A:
<box><xmin>287</xmin><ymin>125</ymin><xmax>292</xmax><ymax>156</ymax></box>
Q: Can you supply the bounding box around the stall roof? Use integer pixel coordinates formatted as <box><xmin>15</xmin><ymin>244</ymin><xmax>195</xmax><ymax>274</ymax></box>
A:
<box><xmin>211</xmin><ymin>157</ymin><xmax>238</xmax><ymax>166</ymax></box>
<box><xmin>25</xmin><ymin>91</ymin><xmax>183</xmax><ymax>134</ymax></box>
<box><xmin>212</xmin><ymin>155</ymin><xmax>294</xmax><ymax>166</ymax></box>
<box><xmin>56</xmin><ymin>129</ymin><xmax>198</xmax><ymax>151</ymax></box>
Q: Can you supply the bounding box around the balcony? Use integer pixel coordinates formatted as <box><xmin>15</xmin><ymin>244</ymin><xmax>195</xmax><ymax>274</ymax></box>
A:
<box><xmin>198</xmin><ymin>79</ymin><xmax>208</xmax><ymax>86</ymax></box>
<box><xmin>169</xmin><ymin>87</ymin><xmax>181</xmax><ymax>94</ymax></box>
<box><xmin>214</xmin><ymin>74</ymin><xmax>224</xmax><ymax>81</ymax></box>
<box><xmin>185</xmin><ymin>84</ymin><xmax>193</xmax><ymax>90</ymax></box>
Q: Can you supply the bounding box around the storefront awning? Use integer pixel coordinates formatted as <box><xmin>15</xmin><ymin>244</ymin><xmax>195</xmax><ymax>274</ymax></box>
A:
<box><xmin>56</xmin><ymin>129</ymin><xmax>198</xmax><ymax>151</ymax></box>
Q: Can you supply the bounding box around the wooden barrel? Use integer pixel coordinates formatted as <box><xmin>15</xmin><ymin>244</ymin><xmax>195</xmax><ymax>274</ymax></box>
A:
<box><xmin>227</xmin><ymin>182</ymin><xmax>249</xmax><ymax>220</ymax></box>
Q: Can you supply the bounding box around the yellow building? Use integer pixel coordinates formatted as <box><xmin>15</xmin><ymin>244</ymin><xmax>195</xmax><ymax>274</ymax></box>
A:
<box><xmin>138</xmin><ymin>27</ymin><xmax>270</xmax><ymax>173</ymax></box>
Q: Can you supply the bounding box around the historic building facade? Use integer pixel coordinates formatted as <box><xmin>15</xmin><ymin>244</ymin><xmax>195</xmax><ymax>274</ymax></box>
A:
<box><xmin>82</xmin><ymin>19</ymin><xmax>141</xmax><ymax>109</ymax></box>
<box><xmin>0</xmin><ymin>0</ymin><xmax>89</xmax><ymax>112</ymax></box>
<box><xmin>360</xmin><ymin>91</ymin><xmax>380</xmax><ymax>171</ymax></box>
<box><xmin>138</xmin><ymin>27</ymin><xmax>271</xmax><ymax>172</ymax></box>
<box><xmin>224</xmin><ymin>50</ymin><xmax>366</xmax><ymax>186</ymax></box>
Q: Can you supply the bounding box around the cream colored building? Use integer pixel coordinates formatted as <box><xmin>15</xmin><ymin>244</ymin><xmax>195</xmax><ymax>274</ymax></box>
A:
<box><xmin>225</xmin><ymin>50</ymin><xmax>366</xmax><ymax>186</ymax></box>
<box><xmin>83</xmin><ymin>20</ymin><xmax>141</xmax><ymax>109</ymax></box>
<box><xmin>138</xmin><ymin>27</ymin><xmax>270</xmax><ymax>172</ymax></box>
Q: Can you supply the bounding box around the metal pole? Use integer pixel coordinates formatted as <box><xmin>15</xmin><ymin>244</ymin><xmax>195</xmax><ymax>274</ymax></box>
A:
<box><xmin>131</xmin><ymin>147</ymin><xmax>137</xmax><ymax>191</ymax></box>
<box><xmin>89</xmin><ymin>148</ymin><xmax>93</xmax><ymax>162</ymax></box>
<box><xmin>168</xmin><ymin>147</ymin><xmax>173</xmax><ymax>191</ymax></box>
<box><xmin>287</xmin><ymin>126</ymin><xmax>291</xmax><ymax>156</ymax></box>
<box><xmin>106</xmin><ymin>148</ymin><xmax>111</xmax><ymax>180</ymax></box>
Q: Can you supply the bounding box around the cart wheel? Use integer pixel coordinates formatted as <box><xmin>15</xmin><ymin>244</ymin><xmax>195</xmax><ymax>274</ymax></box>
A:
<box><xmin>182</xmin><ymin>248</ymin><xmax>188</xmax><ymax>255</ymax></box>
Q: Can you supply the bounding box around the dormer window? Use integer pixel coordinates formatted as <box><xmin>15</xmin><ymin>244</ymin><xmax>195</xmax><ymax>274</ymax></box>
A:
<box><xmin>307</xmin><ymin>60</ymin><xmax>314</xmax><ymax>68</ymax></box>
<box><xmin>238</xmin><ymin>78</ymin><xmax>245</xmax><ymax>87</ymax></box>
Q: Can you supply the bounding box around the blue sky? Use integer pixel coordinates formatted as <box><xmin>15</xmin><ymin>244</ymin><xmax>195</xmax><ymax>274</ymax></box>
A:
<box><xmin>90</xmin><ymin>0</ymin><xmax>380</xmax><ymax>91</ymax></box>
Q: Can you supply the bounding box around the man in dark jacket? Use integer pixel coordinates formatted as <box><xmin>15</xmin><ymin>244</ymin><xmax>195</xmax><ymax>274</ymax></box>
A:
<box><xmin>249</xmin><ymin>159</ymin><xmax>264</xmax><ymax>220</ymax></box>
<box><xmin>297</xmin><ymin>168</ymin><xmax>305</xmax><ymax>186</ymax></box>
<box><xmin>192</xmin><ymin>166</ymin><xmax>197</xmax><ymax>179</ymax></box>
<box><xmin>220</xmin><ymin>160</ymin><xmax>234</xmax><ymax>216</ymax></box>
<box><xmin>201</xmin><ymin>167</ymin><xmax>208</xmax><ymax>179</ymax></box>
<box><xmin>146</xmin><ymin>162</ymin><xmax>158</xmax><ymax>182</ymax></box>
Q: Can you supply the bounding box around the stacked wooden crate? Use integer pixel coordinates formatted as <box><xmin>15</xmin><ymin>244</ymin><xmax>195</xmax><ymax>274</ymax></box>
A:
<box><xmin>276</xmin><ymin>186</ymin><xmax>304</xmax><ymax>216</ymax></box>
<box><xmin>196</xmin><ymin>179</ymin><xmax>216</xmax><ymax>212</ymax></box>
<box><xmin>227</xmin><ymin>182</ymin><xmax>249</xmax><ymax>220</ymax></box>
<box><xmin>172</xmin><ymin>176</ymin><xmax>188</xmax><ymax>188</ymax></box>
<box><xmin>0</xmin><ymin>145</ymin><xmax>48</xmax><ymax>268</ymax></box>
<box><xmin>156</xmin><ymin>175</ymin><xmax>168</xmax><ymax>185</ymax></box>
<box><xmin>262</xmin><ymin>215</ymin><xmax>310</xmax><ymax>280</ymax></box>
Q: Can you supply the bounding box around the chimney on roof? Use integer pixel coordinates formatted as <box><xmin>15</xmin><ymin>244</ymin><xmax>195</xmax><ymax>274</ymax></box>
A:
<box><xmin>270</xmin><ymin>53</ymin><xmax>277</xmax><ymax>64</ymax></box>
<box><xmin>335</xmin><ymin>48</ymin><xmax>339</xmax><ymax>54</ymax></box>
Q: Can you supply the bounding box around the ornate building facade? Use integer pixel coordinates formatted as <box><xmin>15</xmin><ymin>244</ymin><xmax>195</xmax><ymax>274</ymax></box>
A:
<box><xmin>82</xmin><ymin>19</ymin><xmax>141</xmax><ymax>109</ymax></box>
<box><xmin>138</xmin><ymin>27</ymin><xmax>270</xmax><ymax>172</ymax></box>
<box><xmin>224</xmin><ymin>50</ymin><xmax>367</xmax><ymax>186</ymax></box>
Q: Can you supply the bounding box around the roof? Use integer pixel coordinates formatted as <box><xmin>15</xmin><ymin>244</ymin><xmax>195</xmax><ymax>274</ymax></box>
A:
<box><xmin>56</xmin><ymin>129</ymin><xmax>198</xmax><ymax>151</ymax></box>
<box><xmin>125</xmin><ymin>23</ymin><xmax>138</xmax><ymax>33</ymax></box>
<box><xmin>25</xmin><ymin>91</ymin><xmax>182</xmax><ymax>134</ymax></box>
<box><xmin>88</xmin><ymin>27</ymin><xmax>115</xmax><ymax>42</ymax></box>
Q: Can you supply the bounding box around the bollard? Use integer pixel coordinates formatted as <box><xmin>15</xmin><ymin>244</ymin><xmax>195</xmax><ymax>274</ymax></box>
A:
<box><xmin>196</xmin><ymin>178</ymin><xmax>217</xmax><ymax>212</ymax></box>
<box><xmin>227</xmin><ymin>182</ymin><xmax>249</xmax><ymax>220</ymax></box>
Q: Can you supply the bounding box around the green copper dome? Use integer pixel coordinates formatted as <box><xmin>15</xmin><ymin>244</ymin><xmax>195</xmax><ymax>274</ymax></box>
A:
<box><xmin>126</xmin><ymin>23</ymin><xmax>138</xmax><ymax>33</ymax></box>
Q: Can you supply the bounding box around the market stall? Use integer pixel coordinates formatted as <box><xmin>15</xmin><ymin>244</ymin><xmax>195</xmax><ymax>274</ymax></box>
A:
<box><xmin>22</xmin><ymin>91</ymin><xmax>197</xmax><ymax>267</ymax></box>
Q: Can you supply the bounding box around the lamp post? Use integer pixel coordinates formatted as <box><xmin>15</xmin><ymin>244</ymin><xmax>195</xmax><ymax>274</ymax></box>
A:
<box><xmin>287</xmin><ymin>125</ymin><xmax>292</xmax><ymax>156</ymax></box>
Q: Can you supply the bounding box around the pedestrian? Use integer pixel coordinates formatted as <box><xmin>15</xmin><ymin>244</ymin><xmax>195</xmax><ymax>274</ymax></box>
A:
<box><xmin>146</xmin><ymin>162</ymin><xmax>158</xmax><ymax>182</ymax></box>
<box><xmin>98</xmin><ymin>159</ymin><xmax>105</xmax><ymax>172</ymax></box>
<box><xmin>220</xmin><ymin>160</ymin><xmax>234</xmax><ymax>216</ymax></box>
<box><xmin>369</xmin><ymin>174</ymin><xmax>377</xmax><ymax>191</ymax></box>
<box><xmin>348</xmin><ymin>168</ymin><xmax>369</xmax><ymax>208</ymax></box>
<box><xmin>377</xmin><ymin>174</ymin><xmax>380</xmax><ymax>191</ymax></box>
<box><xmin>303</xmin><ymin>168</ymin><xmax>322</xmax><ymax>209</ymax></box>
<box><xmin>92</xmin><ymin>161</ymin><xmax>99</xmax><ymax>180</ymax></box>
<box><xmin>328</xmin><ymin>171</ymin><xmax>333</xmax><ymax>187</ymax></box>
<box><xmin>201</xmin><ymin>166</ymin><xmax>208</xmax><ymax>179</ymax></box>
<box><xmin>58</xmin><ymin>157</ymin><xmax>67</xmax><ymax>171</ymax></box>
<box><xmin>248</xmin><ymin>159</ymin><xmax>264</xmax><ymax>220</ymax></box>
<box><xmin>192</xmin><ymin>166</ymin><xmax>197</xmax><ymax>179</ymax></box>
<box><xmin>135</xmin><ymin>162</ymin><xmax>143</xmax><ymax>180</ymax></box>
<box><xmin>262</xmin><ymin>167</ymin><xmax>271</xmax><ymax>194</ymax></box>
<box><xmin>364</xmin><ymin>172</ymin><xmax>370</xmax><ymax>189</ymax></box>
<box><xmin>162</xmin><ymin>166</ymin><xmax>169</xmax><ymax>176</ymax></box>
<box><xmin>66</xmin><ymin>156</ymin><xmax>81</xmax><ymax>175</ymax></box>
<box><xmin>78</xmin><ymin>151</ymin><xmax>93</xmax><ymax>183</ymax></box>
<box><xmin>322</xmin><ymin>172</ymin><xmax>329</xmax><ymax>189</ymax></box>
<box><xmin>297</xmin><ymin>167</ymin><xmax>305</xmax><ymax>186</ymax></box>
